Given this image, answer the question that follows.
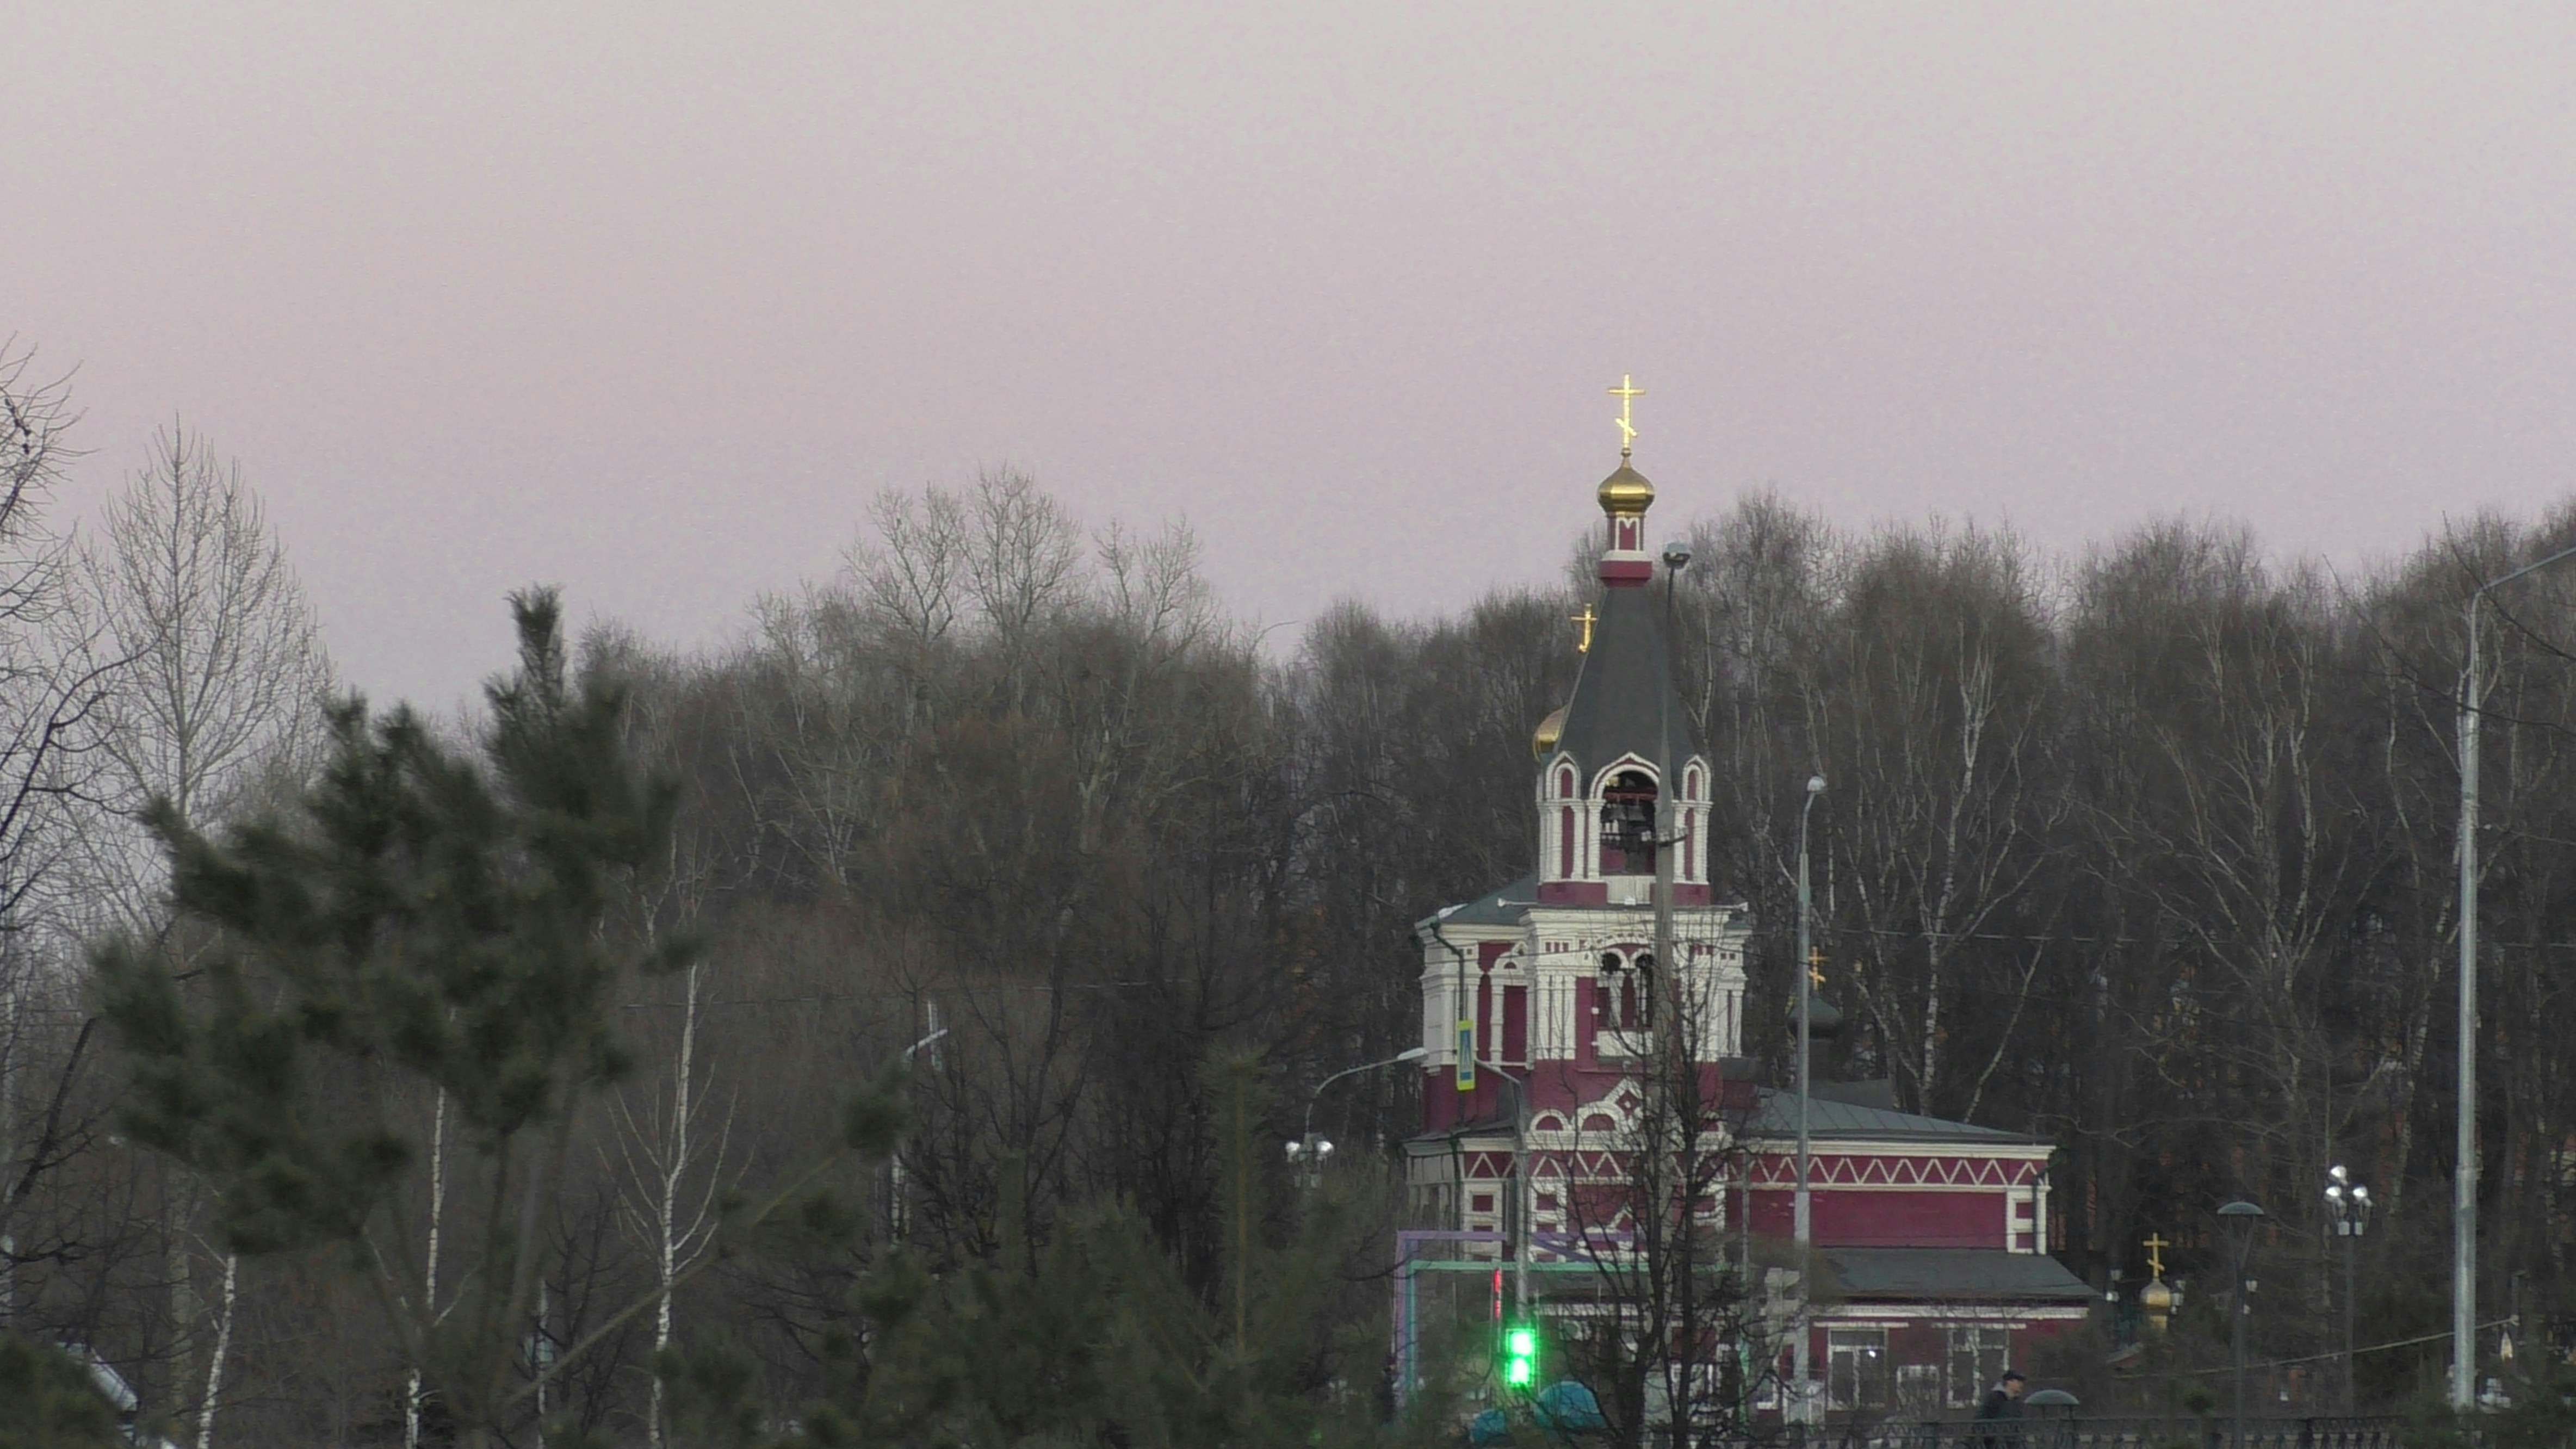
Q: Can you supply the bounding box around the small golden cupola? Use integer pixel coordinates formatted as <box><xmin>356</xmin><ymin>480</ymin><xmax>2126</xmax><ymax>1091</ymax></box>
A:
<box><xmin>1596</xmin><ymin>464</ymin><xmax>1655</xmax><ymax>519</ymax></box>
<box><xmin>1531</xmin><ymin>706</ymin><xmax>1566</xmax><ymax>760</ymax></box>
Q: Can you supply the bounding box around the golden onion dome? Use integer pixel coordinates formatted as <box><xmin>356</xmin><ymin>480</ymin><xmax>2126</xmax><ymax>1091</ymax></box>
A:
<box><xmin>2139</xmin><ymin>1277</ymin><xmax>2175</xmax><ymax>1311</ymax></box>
<box><xmin>1597</xmin><ymin>463</ymin><xmax>1656</xmax><ymax>517</ymax></box>
<box><xmin>1532</xmin><ymin>706</ymin><xmax>1567</xmax><ymax>760</ymax></box>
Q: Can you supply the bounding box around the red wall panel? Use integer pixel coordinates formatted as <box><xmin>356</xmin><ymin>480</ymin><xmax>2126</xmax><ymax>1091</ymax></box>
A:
<box><xmin>1745</xmin><ymin>1185</ymin><xmax>2003</xmax><ymax>1249</ymax></box>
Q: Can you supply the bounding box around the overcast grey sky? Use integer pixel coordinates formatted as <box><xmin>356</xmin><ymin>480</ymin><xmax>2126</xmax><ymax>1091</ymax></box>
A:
<box><xmin>8</xmin><ymin>3</ymin><xmax>2573</xmax><ymax>705</ymax></box>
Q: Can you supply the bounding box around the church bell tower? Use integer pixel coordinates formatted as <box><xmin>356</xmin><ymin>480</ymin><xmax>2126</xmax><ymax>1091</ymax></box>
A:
<box><xmin>1407</xmin><ymin>378</ymin><xmax>1751</xmax><ymax>1243</ymax></box>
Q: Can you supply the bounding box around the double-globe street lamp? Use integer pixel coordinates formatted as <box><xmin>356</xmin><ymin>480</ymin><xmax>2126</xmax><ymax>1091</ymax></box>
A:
<box><xmin>1290</xmin><ymin>1045</ymin><xmax>1429</xmax><ymax>1187</ymax></box>
<box><xmin>2324</xmin><ymin>1166</ymin><xmax>2373</xmax><ymax>1413</ymax></box>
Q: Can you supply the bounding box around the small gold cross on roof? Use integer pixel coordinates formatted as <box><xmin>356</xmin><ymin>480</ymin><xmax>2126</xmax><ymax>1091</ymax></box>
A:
<box><xmin>1571</xmin><ymin>605</ymin><xmax>1597</xmax><ymax>653</ymax></box>
<box><xmin>1609</xmin><ymin>375</ymin><xmax>1644</xmax><ymax>459</ymax></box>
<box><xmin>2144</xmin><ymin>1233</ymin><xmax>2169</xmax><ymax>1278</ymax></box>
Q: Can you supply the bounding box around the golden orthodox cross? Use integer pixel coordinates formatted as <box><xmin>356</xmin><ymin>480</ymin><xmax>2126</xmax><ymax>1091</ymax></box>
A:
<box><xmin>1609</xmin><ymin>375</ymin><xmax>1644</xmax><ymax>458</ymax></box>
<box><xmin>1571</xmin><ymin>605</ymin><xmax>1597</xmax><ymax>653</ymax></box>
<box><xmin>2143</xmin><ymin>1232</ymin><xmax>2169</xmax><ymax>1278</ymax></box>
<box><xmin>1809</xmin><ymin>946</ymin><xmax>1827</xmax><ymax>988</ymax></box>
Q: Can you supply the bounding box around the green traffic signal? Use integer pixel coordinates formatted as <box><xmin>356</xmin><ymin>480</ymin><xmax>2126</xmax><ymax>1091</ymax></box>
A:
<box><xmin>1502</xmin><ymin>1322</ymin><xmax>1538</xmax><ymax>1389</ymax></box>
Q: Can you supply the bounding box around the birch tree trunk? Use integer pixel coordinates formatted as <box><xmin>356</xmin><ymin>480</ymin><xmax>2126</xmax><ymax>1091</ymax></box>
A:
<box><xmin>646</xmin><ymin>964</ymin><xmax>698</xmax><ymax>1449</ymax></box>
<box><xmin>405</xmin><ymin>1088</ymin><xmax>447</xmax><ymax>1449</ymax></box>
<box><xmin>191</xmin><ymin>1252</ymin><xmax>235</xmax><ymax>1449</ymax></box>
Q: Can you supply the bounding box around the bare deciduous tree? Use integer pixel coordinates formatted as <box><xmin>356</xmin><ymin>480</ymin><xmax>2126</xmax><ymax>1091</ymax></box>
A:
<box><xmin>68</xmin><ymin>426</ymin><xmax>331</xmax><ymax>1442</ymax></box>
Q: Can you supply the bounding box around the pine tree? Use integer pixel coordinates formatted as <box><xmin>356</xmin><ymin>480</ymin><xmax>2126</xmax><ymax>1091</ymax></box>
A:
<box><xmin>97</xmin><ymin>591</ymin><xmax>900</xmax><ymax>1449</ymax></box>
<box><xmin>0</xmin><ymin>1334</ymin><xmax>128</xmax><ymax>1449</ymax></box>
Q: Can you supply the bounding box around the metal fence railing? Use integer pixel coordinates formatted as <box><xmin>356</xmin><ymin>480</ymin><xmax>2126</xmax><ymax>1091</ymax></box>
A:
<box><xmin>1756</xmin><ymin>1419</ymin><xmax>2402</xmax><ymax>1449</ymax></box>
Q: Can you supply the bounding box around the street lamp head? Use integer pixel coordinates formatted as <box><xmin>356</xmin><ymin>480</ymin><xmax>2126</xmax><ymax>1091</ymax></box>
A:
<box><xmin>2329</xmin><ymin>1163</ymin><xmax>2349</xmax><ymax>1185</ymax></box>
<box><xmin>2352</xmin><ymin>1185</ymin><xmax>2370</xmax><ymax>1204</ymax></box>
<box><xmin>1396</xmin><ymin>1046</ymin><xmax>1428</xmax><ymax>1063</ymax></box>
<box><xmin>1806</xmin><ymin>775</ymin><xmax>1826</xmax><ymax>795</ymax></box>
<box><xmin>2219</xmin><ymin>1200</ymin><xmax>2265</xmax><ymax>1219</ymax></box>
<box><xmin>2325</xmin><ymin>1184</ymin><xmax>2343</xmax><ymax>1204</ymax></box>
<box><xmin>1662</xmin><ymin>541</ymin><xmax>1693</xmax><ymax>571</ymax></box>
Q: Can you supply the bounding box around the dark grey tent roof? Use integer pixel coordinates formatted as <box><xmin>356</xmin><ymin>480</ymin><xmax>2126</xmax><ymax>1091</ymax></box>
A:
<box><xmin>1553</xmin><ymin>579</ymin><xmax>1699</xmax><ymax>782</ymax></box>
<box><xmin>1819</xmin><ymin>1247</ymin><xmax>2094</xmax><ymax>1304</ymax></box>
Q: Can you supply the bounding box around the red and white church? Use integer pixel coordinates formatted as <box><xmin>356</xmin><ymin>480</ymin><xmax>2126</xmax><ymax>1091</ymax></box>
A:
<box><xmin>1403</xmin><ymin>443</ymin><xmax>2092</xmax><ymax>1419</ymax></box>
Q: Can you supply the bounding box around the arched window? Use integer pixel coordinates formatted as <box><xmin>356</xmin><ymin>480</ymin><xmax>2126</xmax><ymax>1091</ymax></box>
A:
<box><xmin>1595</xmin><ymin>951</ymin><xmax>1653</xmax><ymax>1030</ymax></box>
<box><xmin>1556</xmin><ymin>765</ymin><xmax>1575</xmax><ymax>799</ymax></box>
<box><xmin>1598</xmin><ymin>769</ymin><xmax>1657</xmax><ymax>874</ymax></box>
<box><xmin>1558</xmin><ymin>807</ymin><xmax>1576</xmax><ymax>878</ymax></box>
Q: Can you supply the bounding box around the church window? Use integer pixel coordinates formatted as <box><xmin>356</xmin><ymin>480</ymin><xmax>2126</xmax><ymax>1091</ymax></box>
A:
<box><xmin>1502</xmin><ymin>985</ymin><xmax>1527</xmax><ymax>1065</ymax></box>
<box><xmin>1630</xmin><ymin>953</ymin><xmax>1655</xmax><ymax>1029</ymax></box>
<box><xmin>1945</xmin><ymin>1327</ymin><xmax>2011</xmax><ymax>1408</ymax></box>
<box><xmin>1599</xmin><ymin>770</ymin><xmax>1657</xmax><ymax>873</ymax></box>
<box><xmin>1557</xmin><ymin>765</ymin><xmax>1575</xmax><ymax>798</ymax></box>
<box><xmin>1594</xmin><ymin>954</ymin><xmax>1624</xmax><ymax>1029</ymax></box>
<box><xmin>1827</xmin><ymin>1328</ymin><xmax>1890</xmax><ymax>1411</ymax></box>
<box><xmin>1558</xmin><ymin>807</ymin><xmax>1576</xmax><ymax>877</ymax></box>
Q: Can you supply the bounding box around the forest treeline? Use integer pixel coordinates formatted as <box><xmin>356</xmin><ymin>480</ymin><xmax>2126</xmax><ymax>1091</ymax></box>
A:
<box><xmin>2</xmin><ymin>339</ymin><xmax>2573</xmax><ymax>1440</ymax></box>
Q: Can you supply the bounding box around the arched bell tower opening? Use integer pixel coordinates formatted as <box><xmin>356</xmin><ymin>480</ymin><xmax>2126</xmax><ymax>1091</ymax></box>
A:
<box><xmin>1598</xmin><ymin>769</ymin><xmax>1658</xmax><ymax>875</ymax></box>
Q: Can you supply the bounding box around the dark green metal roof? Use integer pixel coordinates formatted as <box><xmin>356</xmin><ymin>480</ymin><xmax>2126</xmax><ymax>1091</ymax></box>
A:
<box><xmin>1744</xmin><ymin>1088</ymin><xmax>2044</xmax><ymax>1144</ymax></box>
<box><xmin>1418</xmin><ymin>875</ymin><xmax>1537</xmax><ymax>932</ymax></box>
<box><xmin>1820</xmin><ymin>1247</ymin><xmax>2095</xmax><ymax>1304</ymax></box>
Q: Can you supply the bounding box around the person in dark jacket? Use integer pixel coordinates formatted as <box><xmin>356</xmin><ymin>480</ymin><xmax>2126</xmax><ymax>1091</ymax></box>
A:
<box><xmin>1976</xmin><ymin>1370</ymin><xmax>2026</xmax><ymax>1444</ymax></box>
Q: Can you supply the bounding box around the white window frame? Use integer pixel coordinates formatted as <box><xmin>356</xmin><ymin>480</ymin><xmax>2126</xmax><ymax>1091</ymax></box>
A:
<box><xmin>1946</xmin><ymin>1324</ymin><xmax>2011</xmax><ymax>1408</ymax></box>
<box><xmin>1826</xmin><ymin>1327</ymin><xmax>1890</xmax><ymax>1412</ymax></box>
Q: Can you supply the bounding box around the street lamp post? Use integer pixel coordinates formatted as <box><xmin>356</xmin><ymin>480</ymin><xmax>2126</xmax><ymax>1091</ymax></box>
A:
<box><xmin>887</xmin><ymin>1013</ymin><xmax>950</xmax><ymax>1242</ymax></box>
<box><xmin>2325</xmin><ymin>1166</ymin><xmax>2373</xmax><ymax>1414</ymax></box>
<box><xmin>2220</xmin><ymin>1200</ymin><xmax>2266</xmax><ymax>1449</ymax></box>
<box><xmin>1656</xmin><ymin>543</ymin><xmax>1691</xmax><ymax>1017</ymax></box>
<box><xmin>2457</xmin><ymin>541</ymin><xmax>2576</xmax><ymax>1407</ymax></box>
<box><xmin>1792</xmin><ymin>772</ymin><xmax>1826</xmax><ymax>1423</ymax></box>
<box><xmin>1290</xmin><ymin>1046</ymin><xmax>1429</xmax><ymax>1187</ymax></box>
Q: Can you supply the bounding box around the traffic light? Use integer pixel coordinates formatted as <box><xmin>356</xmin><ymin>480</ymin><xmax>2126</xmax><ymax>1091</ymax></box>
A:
<box><xmin>1502</xmin><ymin>1321</ymin><xmax>1538</xmax><ymax>1390</ymax></box>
